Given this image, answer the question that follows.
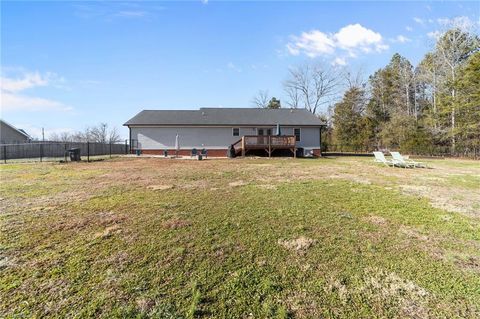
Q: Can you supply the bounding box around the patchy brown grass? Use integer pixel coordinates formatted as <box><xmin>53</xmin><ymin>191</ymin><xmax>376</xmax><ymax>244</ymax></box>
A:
<box><xmin>1</xmin><ymin>156</ymin><xmax>479</xmax><ymax>318</ymax></box>
<box><xmin>278</xmin><ymin>236</ymin><xmax>316</xmax><ymax>254</ymax></box>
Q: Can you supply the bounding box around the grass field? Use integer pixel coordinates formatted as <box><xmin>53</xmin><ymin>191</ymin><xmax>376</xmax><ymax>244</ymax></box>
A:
<box><xmin>1</xmin><ymin>156</ymin><xmax>479</xmax><ymax>318</ymax></box>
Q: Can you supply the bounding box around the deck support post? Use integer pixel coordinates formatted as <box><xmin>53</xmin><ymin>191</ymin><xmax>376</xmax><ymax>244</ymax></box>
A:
<box><xmin>293</xmin><ymin>137</ymin><xmax>297</xmax><ymax>158</ymax></box>
<box><xmin>268</xmin><ymin>136</ymin><xmax>271</xmax><ymax>158</ymax></box>
<box><xmin>241</xmin><ymin>136</ymin><xmax>245</xmax><ymax>157</ymax></box>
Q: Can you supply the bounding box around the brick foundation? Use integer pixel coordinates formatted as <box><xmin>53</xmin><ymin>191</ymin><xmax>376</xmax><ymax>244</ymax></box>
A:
<box><xmin>134</xmin><ymin>148</ymin><xmax>322</xmax><ymax>158</ymax></box>
<box><xmin>137</xmin><ymin>149</ymin><xmax>228</xmax><ymax>157</ymax></box>
<box><xmin>312</xmin><ymin>149</ymin><xmax>322</xmax><ymax>157</ymax></box>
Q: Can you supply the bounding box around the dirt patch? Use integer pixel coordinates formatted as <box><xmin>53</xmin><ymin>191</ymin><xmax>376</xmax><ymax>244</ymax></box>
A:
<box><xmin>365</xmin><ymin>269</ymin><xmax>429</xmax><ymax>299</ymax></box>
<box><xmin>229</xmin><ymin>180</ymin><xmax>248</xmax><ymax>187</ymax></box>
<box><xmin>324</xmin><ymin>268</ymin><xmax>430</xmax><ymax>317</ymax></box>
<box><xmin>454</xmin><ymin>255</ymin><xmax>480</xmax><ymax>273</ymax></box>
<box><xmin>328</xmin><ymin>174</ymin><xmax>372</xmax><ymax>185</ymax></box>
<box><xmin>399</xmin><ymin>225</ymin><xmax>430</xmax><ymax>242</ymax></box>
<box><xmin>278</xmin><ymin>236</ymin><xmax>316</xmax><ymax>254</ymax></box>
<box><xmin>400</xmin><ymin>184</ymin><xmax>480</xmax><ymax>218</ymax></box>
<box><xmin>94</xmin><ymin>224</ymin><xmax>121</xmax><ymax>239</ymax></box>
<box><xmin>286</xmin><ymin>290</ymin><xmax>319</xmax><ymax>318</ymax></box>
<box><xmin>364</xmin><ymin>215</ymin><xmax>388</xmax><ymax>226</ymax></box>
<box><xmin>179</xmin><ymin>180</ymin><xmax>209</xmax><ymax>189</ymax></box>
<box><xmin>162</xmin><ymin>219</ymin><xmax>191</xmax><ymax>229</ymax></box>
<box><xmin>147</xmin><ymin>184</ymin><xmax>174</xmax><ymax>191</ymax></box>
<box><xmin>136</xmin><ymin>298</ymin><xmax>155</xmax><ymax>313</ymax></box>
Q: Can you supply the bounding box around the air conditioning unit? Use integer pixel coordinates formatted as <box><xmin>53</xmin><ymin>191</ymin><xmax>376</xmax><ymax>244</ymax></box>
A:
<box><xmin>303</xmin><ymin>148</ymin><xmax>314</xmax><ymax>157</ymax></box>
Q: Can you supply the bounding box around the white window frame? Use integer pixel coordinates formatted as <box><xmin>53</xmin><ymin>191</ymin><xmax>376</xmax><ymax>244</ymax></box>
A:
<box><xmin>232</xmin><ymin>127</ymin><xmax>240</xmax><ymax>137</ymax></box>
<box><xmin>294</xmin><ymin>128</ymin><xmax>301</xmax><ymax>142</ymax></box>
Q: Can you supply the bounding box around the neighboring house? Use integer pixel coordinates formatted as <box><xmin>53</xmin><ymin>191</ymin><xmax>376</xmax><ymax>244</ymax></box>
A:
<box><xmin>0</xmin><ymin>120</ymin><xmax>31</xmax><ymax>144</ymax></box>
<box><xmin>124</xmin><ymin>108</ymin><xmax>326</xmax><ymax>157</ymax></box>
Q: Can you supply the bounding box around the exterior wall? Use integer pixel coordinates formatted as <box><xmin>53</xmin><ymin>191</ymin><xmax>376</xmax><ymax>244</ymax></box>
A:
<box><xmin>296</xmin><ymin>127</ymin><xmax>320</xmax><ymax>149</ymax></box>
<box><xmin>130</xmin><ymin>126</ymin><xmax>321</xmax><ymax>150</ymax></box>
<box><xmin>0</xmin><ymin>122</ymin><xmax>29</xmax><ymax>144</ymax></box>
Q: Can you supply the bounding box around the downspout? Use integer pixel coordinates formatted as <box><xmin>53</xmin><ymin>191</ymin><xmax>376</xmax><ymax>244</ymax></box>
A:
<box><xmin>319</xmin><ymin>125</ymin><xmax>323</xmax><ymax>157</ymax></box>
<box><xmin>129</xmin><ymin>126</ymin><xmax>132</xmax><ymax>154</ymax></box>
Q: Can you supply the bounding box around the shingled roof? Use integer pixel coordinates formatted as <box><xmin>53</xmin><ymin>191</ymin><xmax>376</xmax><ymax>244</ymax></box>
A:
<box><xmin>124</xmin><ymin>108</ymin><xmax>325</xmax><ymax>126</ymax></box>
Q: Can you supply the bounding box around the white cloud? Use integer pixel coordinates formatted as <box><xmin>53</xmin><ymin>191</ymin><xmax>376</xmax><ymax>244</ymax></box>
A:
<box><xmin>286</xmin><ymin>23</ymin><xmax>388</xmax><ymax>64</ymax></box>
<box><xmin>406</xmin><ymin>26</ymin><xmax>413</xmax><ymax>32</ymax></box>
<box><xmin>437</xmin><ymin>16</ymin><xmax>475</xmax><ymax>31</ymax></box>
<box><xmin>201</xmin><ymin>0</ymin><xmax>208</xmax><ymax>4</ymax></box>
<box><xmin>287</xmin><ymin>30</ymin><xmax>335</xmax><ymax>57</ymax></box>
<box><xmin>114</xmin><ymin>11</ymin><xmax>147</xmax><ymax>18</ymax></box>
<box><xmin>414</xmin><ymin>17</ymin><xmax>425</xmax><ymax>25</ymax></box>
<box><xmin>332</xmin><ymin>57</ymin><xmax>347</xmax><ymax>66</ymax></box>
<box><xmin>427</xmin><ymin>30</ymin><xmax>442</xmax><ymax>40</ymax></box>
<box><xmin>1</xmin><ymin>71</ymin><xmax>50</xmax><ymax>92</ymax></box>
<box><xmin>1</xmin><ymin>70</ymin><xmax>72</xmax><ymax>112</ymax></box>
<box><xmin>73</xmin><ymin>3</ymin><xmax>164</xmax><ymax>21</ymax></box>
<box><xmin>392</xmin><ymin>35</ymin><xmax>411</xmax><ymax>43</ymax></box>
<box><xmin>334</xmin><ymin>24</ymin><xmax>384</xmax><ymax>50</ymax></box>
<box><xmin>1</xmin><ymin>92</ymin><xmax>72</xmax><ymax>112</ymax></box>
<box><xmin>227</xmin><ymin>62</ymin><xmax>242</xmax><ymax>72</ymax></box>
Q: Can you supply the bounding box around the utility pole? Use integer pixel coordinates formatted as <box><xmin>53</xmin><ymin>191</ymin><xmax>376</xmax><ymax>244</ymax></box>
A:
<box><xmin>42</xmin><ymin>127</ymin><xmax>45</xmax><ymax>142</ymax></box>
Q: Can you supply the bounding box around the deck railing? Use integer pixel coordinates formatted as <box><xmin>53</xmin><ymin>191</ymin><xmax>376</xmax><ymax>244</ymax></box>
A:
<box><xmin>232</xmin><ymin>135</ymin><xmax>296</xmax><ymax>157</ymax></box>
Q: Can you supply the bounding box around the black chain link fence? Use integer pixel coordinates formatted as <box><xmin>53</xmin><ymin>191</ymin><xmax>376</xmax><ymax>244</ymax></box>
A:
<box><xmin>0</xmin><ymin>141</ymin><xmax>129</xmax><ymax>163</ymax></box>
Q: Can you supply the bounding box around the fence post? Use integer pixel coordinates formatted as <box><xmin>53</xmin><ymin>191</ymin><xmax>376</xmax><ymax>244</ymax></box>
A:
<box><xmin>40</xmin><ymin>143</ymin><xmax>43</xmax><ymax>162</ymax></box>
<box><xmin>64</xmin><ymin>143</ymin><xmax>67</xmax><ymax>162</ymax></box>
<box><xmin>87</xmin><ymin>141</ymin><xmax>90</xmax><ymax>162</ymax></box>
<box><xmin>3</xmin><ymin>145</ymin><xmax>6</xmax><ymax>164</ymax></box>
<box><xmin>125</xmin><ymin>139</ymin><xmax>128</xmax><ymax>155</ymax></box>
<box><xmin>109</xmin><ymin>143</ymin><xmax>112</xmax><ymax>158</ymax></box>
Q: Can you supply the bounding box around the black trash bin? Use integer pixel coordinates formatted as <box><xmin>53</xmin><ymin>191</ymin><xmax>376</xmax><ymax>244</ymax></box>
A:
<box><xmin>227</xmin><ymin>145</ymin><xmax>236</xmax><ymax>158</ymax></box>
<box><xmin>68</xmin><ymin>148</ymin><xmax>81</xmax><ymax>161</ymax></box>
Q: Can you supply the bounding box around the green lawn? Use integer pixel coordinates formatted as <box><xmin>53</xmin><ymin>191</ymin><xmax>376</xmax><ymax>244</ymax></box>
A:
<box><xmin>1</xmin><ymin>156</ymin><xmax>479</xmax><ymax>318</ymax></box>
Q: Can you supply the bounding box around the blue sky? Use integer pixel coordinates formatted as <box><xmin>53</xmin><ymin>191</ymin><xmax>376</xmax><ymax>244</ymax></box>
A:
<box><xmin>1</xmin><ymin>1</ymin><xmax>479</xmax><ymax>139</ymax></box>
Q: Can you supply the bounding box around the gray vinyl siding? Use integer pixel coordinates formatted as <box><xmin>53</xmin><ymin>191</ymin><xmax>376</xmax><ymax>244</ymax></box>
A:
<box><xmin>131</xmin><ymin>126</ymin><xmax>320</xmax><ymax>149</ymax></box>
<box><xmin>0</xmin><ymin>123</ymin><xmax>29</xmax><ymax>144</ymax></box>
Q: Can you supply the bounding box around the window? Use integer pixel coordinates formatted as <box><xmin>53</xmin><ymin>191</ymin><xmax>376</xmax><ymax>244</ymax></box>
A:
<box><xmin>294</xmin><ymin>128</ymin><xmax>301</xmax><ymax>142</ymax></box>
<box><xmin>257</xmin><ymin>128</ymin><xmax>264</xmax><ymax>136</ymax></box>
<box><xmin>266</xmin><ymin>129</ymin><xmax>272</xmax><ymax>136</ymax></box>
<box><xmin>232</xmin><ymin>128</ymin><xmax>240</xmax><ymax>136</ymax></box>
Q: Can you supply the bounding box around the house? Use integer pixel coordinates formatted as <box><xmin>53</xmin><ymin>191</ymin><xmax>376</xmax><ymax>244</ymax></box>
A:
<box><xmin>124</xmin><ymin>108</ymin><xmax>326</xmax><ymax>157</ymax></box>
<box><xmin>0</xmin><ymin>120</ymin><xmax>32</xmax><ymax>144</ymax></box>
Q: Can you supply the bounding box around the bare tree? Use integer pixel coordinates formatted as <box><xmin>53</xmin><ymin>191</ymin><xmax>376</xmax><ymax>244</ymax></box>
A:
<box><xmin>49</xmin><ymin>131</ymin><xmax>73</xmax><ymax>142</ymax></box>
<box><xmin>342</xmin><ymin>67</ymin><xmax>367</xmax><ymax>90</ymax></box>
<box><xmin>283</xmin><ymin>63</ymin><xmax>341</xmax><ymax>114</ymax></box>
<box><xmin>284</xmin><ymin>84</ymin><xmax>301</xmax><ymax>109</ymax></box>
<box><xmin>251</xmin><ymin>90</ymin><xmax>270</xmax><ymax>108</ymax></box>
<box><xmin>51</xmin><ymin>123</ymin><xmax>122</xmax><ymax>143</ymax></box>
<box><xmin>89</xmin><ymin>123</ymin><xmax>109</xmax><ymax>143</ymax></box>
<box><xmin>108</xmin><ymin>126</ymin><xmax>121</xmax><ymax>143</ymax></box>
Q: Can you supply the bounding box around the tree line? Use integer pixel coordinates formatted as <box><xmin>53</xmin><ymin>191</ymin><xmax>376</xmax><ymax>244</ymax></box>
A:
<box><xmin>49</xmin><ymin>123</ymin><xmax>122</xmax><ymax>144</ymax></box>
<box><xmin>253</xmin><ymin>25</ymin><xmax>479</xmax><ymax>157</ymax></box>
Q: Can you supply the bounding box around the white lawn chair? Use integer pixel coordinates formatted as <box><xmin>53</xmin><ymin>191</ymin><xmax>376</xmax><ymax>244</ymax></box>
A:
<box><xmin>390</xmin><ymin>152</ymin><xmax>426</xmax><ymax>168</ymax></box>
<box><xmin>373</xmin><ymin>152</ymin><xmax>394</xmax><ymax>167</ymax></box>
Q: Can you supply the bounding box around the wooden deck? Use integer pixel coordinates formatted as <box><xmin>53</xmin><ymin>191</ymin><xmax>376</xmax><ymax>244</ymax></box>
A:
<box><xmin>232</xmin><ymin>135</ymin><xmax>296</xmax><ymax>157</ymax></box>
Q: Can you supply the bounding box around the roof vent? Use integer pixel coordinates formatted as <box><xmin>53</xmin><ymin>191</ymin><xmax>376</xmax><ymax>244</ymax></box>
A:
<box><xmin>290</xmin><ymin>109</ymin><xmax>294</xmax><ymax>113</ymax></box>
<box><xmin>201</xmin><ymin>111</ymin><xmax>206</xmax><ymax>116</ymax></box>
